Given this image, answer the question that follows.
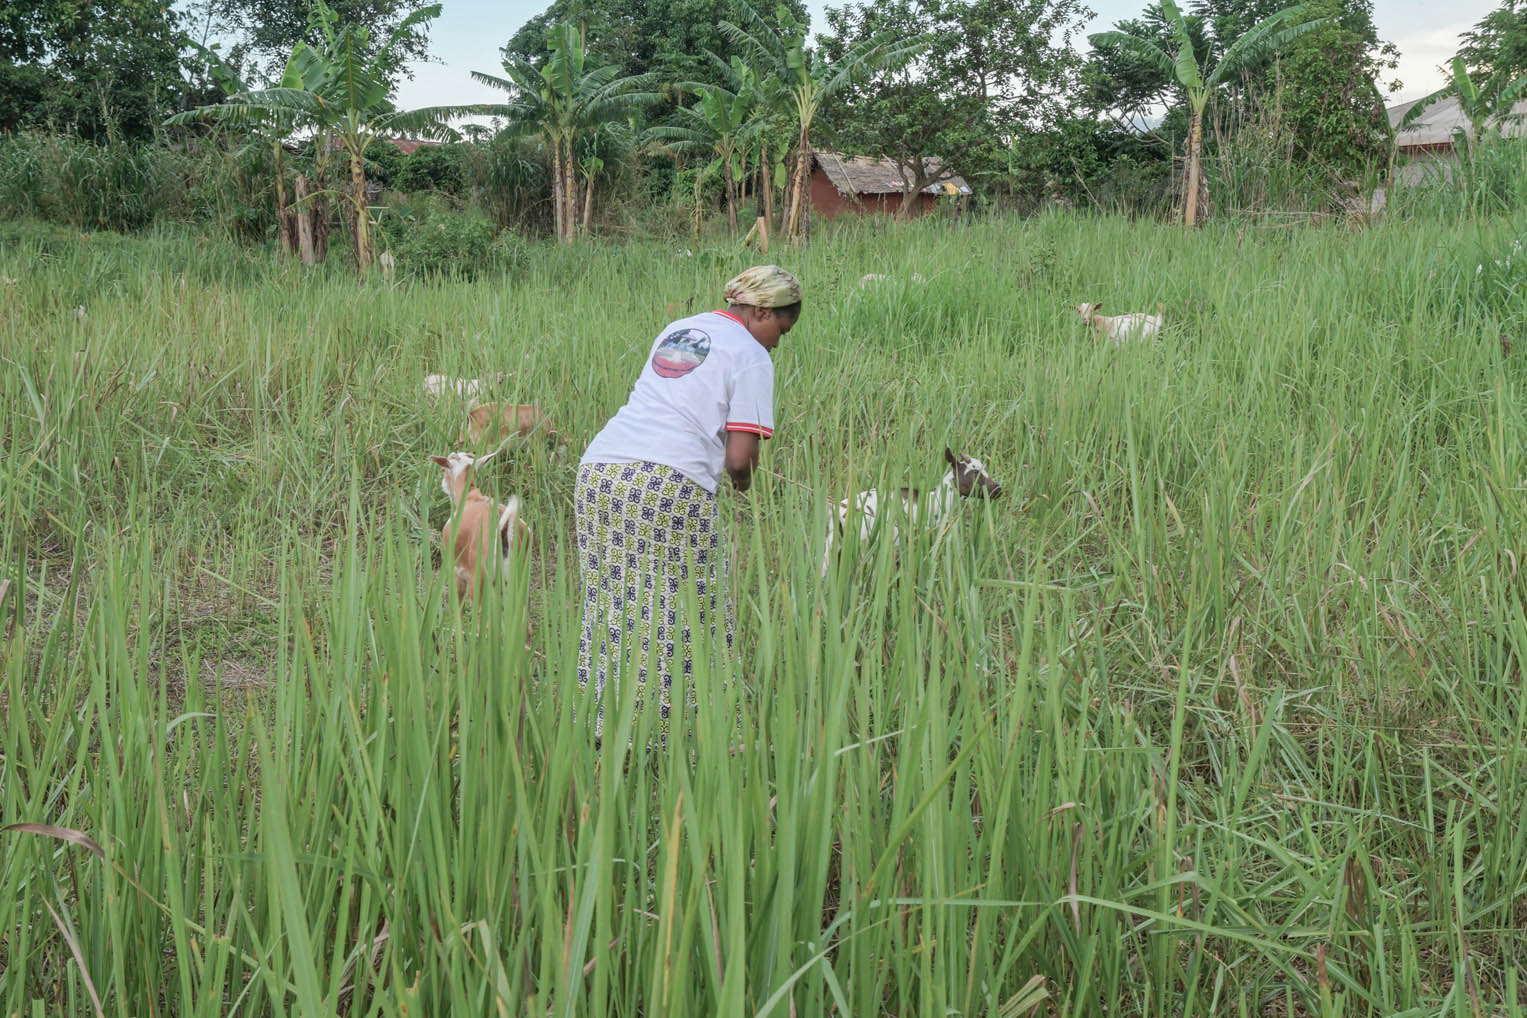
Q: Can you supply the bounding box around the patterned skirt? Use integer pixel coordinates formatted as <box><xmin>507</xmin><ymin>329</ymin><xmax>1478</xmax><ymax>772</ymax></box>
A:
<box><xmin>575</xmin><ymin>461</ymin><xmax>734</xmax><ymax>738</ymax></box>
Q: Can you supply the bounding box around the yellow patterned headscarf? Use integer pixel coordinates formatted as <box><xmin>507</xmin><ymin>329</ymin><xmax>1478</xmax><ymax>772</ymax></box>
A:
<box><xmin>723</xmin><ymin>265</ymin><xmax>802</xmax><ymax>309</ymax></box>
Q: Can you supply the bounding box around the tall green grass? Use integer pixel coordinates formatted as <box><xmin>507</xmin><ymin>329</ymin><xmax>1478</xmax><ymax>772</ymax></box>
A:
<box><xmin>4</xmin><ymin>211</ymin><xmax>1527</xmax><ymax>1016</ymax></box>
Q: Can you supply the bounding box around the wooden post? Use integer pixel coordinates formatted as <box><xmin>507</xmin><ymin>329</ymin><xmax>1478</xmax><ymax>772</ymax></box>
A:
<box><xmin>756</xmin><ymin>215</ymin><xmax>768</xmax><ymax>254</ymax></box>
<box><xmin>294</xmin><ymin>174</ymin><xmax>317</xmax><ymax>266</ymax></box>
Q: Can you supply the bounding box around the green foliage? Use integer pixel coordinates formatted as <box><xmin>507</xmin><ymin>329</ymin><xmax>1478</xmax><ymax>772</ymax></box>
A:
<box><xmin>1460</xmin><ymin>222</ymin><xmax>1527</xmax><ymax>333</ymax></box>
<box><xmin>365</xmin><ymin>140</ymin><xmax>407</xmax><ymax>186</ymax></box>
<box><xmin>8</xmin><ymin>213</ymin><xmax>1527</xmax><ymax>1016</ymax></box>
<box><xmin>1245</xmin><ymin>0</ymin><xmax>1394</xmax><ymax>183</ymax></box>
<box><xmin>500</xmin><ymin>0</ymin><xmax>809</xmax><ymax>90</ymax></box>
<box><xmin>207</xmin><ymin>0</ymin><xmax>435</xmax><ymax>89</ymax></box>
<box><xmin>472</xmin><ymin>22</ymin><xmax>660</xmax><ymax>241</ymax></box>
<box><xmin>0</xmin><ymin>132</ymin><xmax>188</xmax><ymax>231</ymax></box>
<box><xmin>1393</xmin><ymin>135</ymin><xmax>1527</xmax><ymax>220</ymax></box>
<box><xmin>821</xmin><ymin>0</ymin><xmax>1090</xmax><ymax>203</ymax></box>
<box><xmin>393</xmin><ymin>143</ymin><xmax>470</xmax><ymax>195</ymax></box>
<box><xmin>169</xmin><ymin>0</ymin><xmax>470</xmax><ymax>270</ymax></box>
<box><xmin>476</xmin><ymin>134</ymin><xmax>555</xmax><ymax>231</ymax></box>
<box><xmin>1006</xmin><ymin>119</ymin><xmax>1174</xmax><ymax>215</ymax></box>
<box><xmin>1459</xmin><ymin>0</ymin><xmax>1527</xmax><ymax>86</ymax></box>
<box><xmin>1085</xmin><ymin>1</ymin><xmax>1386</xmax><ymax>215</ymax></box>
<box><xmin>0</xmin><ymin>0</ymin><xmax>184</xmax><ymax>141</ymax></box>
<box><xmin>374</xmin><ymin>203</ymin><xmax>507</xmax><ymax>278</ymax></box>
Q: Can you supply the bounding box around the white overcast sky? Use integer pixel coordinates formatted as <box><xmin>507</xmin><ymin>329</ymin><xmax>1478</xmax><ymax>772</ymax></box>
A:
<box><xmin>393</xmin><ymin>0</ymin><xmax>1498</xmax><ymax>112</ymax></box>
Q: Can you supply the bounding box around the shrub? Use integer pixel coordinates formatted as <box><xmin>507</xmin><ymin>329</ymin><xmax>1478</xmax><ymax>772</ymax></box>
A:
<box><xmin>375</xmin><ymin>205</ymin><xmax>501</xmax><ymax>280</ymax></box>
<box><xmin>475</xmin><ymin>135</ymin><xmax>553</xmax><ymax>233</ymax></box>
<box><xmin>394</xmin><ymin>144</ymin><xmax>468</xmax><ymax>196</ymax></box>
<box><xmin>0</xmin><ymin>132</ymin><xmax>188</xmax><ymax>232</ymax></box>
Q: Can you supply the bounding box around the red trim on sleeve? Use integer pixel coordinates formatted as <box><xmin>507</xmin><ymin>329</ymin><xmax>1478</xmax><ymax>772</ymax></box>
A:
<box><xmin>725</xmin><ymin>422</ymin><xmax>773</xmax><ymax>438</ymax></box>
<box><xmin>712</xmin><ymin>309</ymin><xmax>745</xmax><ymax>325</ymax></box>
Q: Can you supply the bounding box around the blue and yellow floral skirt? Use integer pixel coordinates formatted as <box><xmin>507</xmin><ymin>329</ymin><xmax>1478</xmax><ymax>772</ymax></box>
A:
<box><xmin>575</xmin><ymin>461</ymin><xmax>734</xmax><ymax>738</ymax></box>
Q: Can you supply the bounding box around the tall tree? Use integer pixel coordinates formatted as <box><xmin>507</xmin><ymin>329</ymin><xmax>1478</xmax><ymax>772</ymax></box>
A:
<box><xmin>472</xmin><ymin>23</ymin><xmax>658</xmax><ymax>242</ymax></box>
<box><xmin>721</xmin><ymin>0</ymin><xmax>924</xmax><ymax>244</ymax></box>
<box><xmin>500</xmin><ymin>0</ymin><xmax>808</xmax><ymax>90</ymax></box>
<box><xmin>1192</xmin><ymin>0</ymin><xmax>1397</xmax><ymax>181</ymax></box>
<box><xmin>647</xmin><ymin>54</ymin><xmax>761</xmax><ymax>230</ymax></box>
<box><xmin>0</xmin><ymin>0</ymin><xmax>184</xmax><ymax>140</ymax></box>
<box><xmin>208</xmin><ymin>0</ymin><xmax>433</xmax><ymax>88</ymax></box>
<box><xmin>821</xmin><ymin>0</ymin><xmax>1088</xmax><ymax>216</ymax></box>
<box><xmin>169</xmin><ymin>1</ymin><xmax>465</xmax><ymax>272</ymax></box>
<box><xmin>1089</xmin><ymin>0</ymin><xmax>1321</xmax><ymax>226</ymax></box>
<box><xmin>1460</xmin><ymin>1</ymin><xmax>1527</xmax><ymax>86</ymax></box>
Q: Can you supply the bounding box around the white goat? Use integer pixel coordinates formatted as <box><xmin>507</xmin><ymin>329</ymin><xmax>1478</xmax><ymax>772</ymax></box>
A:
<box><xmin>1074</xmin><ymin>302</ymin><xmax>1165</xmax><ymax>344</ymax></box>
<box><xmin>822</xmin><ymin>448</ymin><xmax>1002</xmax><ymax>576</ymax></box>
<box><xmin>424</xmin><ymin>371</ymin><xmax>505</xmax><ymax>401</ymax></box>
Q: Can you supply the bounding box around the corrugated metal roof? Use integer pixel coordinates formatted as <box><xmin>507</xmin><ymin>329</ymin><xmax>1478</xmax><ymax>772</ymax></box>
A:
<box><xmin>1387</xmin><ymin>95</ymin><xmax>1527</xmax><ymax>149</ymax></box>
<box><xmin>813</xmin><ymin>151</ymin><xmax>971</xmax><ymax>196</ymax></box>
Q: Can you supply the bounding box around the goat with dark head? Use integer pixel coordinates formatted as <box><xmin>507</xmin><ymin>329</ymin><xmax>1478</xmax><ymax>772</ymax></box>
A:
<box><xmin>822</xmin><ymin>446</ymin><xmax>1002</xmax><ymax>575</ymax></box>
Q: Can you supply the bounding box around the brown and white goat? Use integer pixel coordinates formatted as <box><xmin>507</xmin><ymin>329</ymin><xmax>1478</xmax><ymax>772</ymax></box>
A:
<box><xmin>431</xmin><ymin>451</ymin><xmax>531</xmax><ymax>628</ymax></box>
<box><xmin>1074</xmin><ymin>302</ymin><xmax>1164</xmax><ymax>344</ymax></box>
<box><xmin>821</xmin><ymin>447</ymin><xmax>1002</xmax><ymax>575</ymax></box>
<box><xmin>460</xmin><ymin>402</ymin><xmax>562</xmax><ymax>448</ymax></box>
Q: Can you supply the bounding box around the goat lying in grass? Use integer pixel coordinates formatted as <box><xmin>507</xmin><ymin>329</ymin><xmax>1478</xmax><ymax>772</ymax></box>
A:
<box><xmin>822</xmin><ymin>447</ymin><xmax>1003</xmax><ymax>576</ymax></box>
<box><xmin>431</xmin><ymin>451</ymin><xmax>532</xmax><ymax>645</ymax></box>
<box><xmin>424</xmin><ymin>372</ymin><xmax>506</xmax><ymax>401</ymax></box>
<box><xmin>460</xmin><ymin>402</ymin><xmax>562</xmax><ymax>448</ymax></box>
<box><xmin>1074</xmin><ymin>302</ymin><xmax>1164</xmax><ymax>343</ymax></box>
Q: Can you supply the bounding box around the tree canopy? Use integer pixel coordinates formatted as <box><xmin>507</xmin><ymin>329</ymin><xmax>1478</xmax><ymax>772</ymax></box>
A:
<box><xmin>821</xmin><ymin>0</ymin><xmax>1088</xmax><ymax>206</ymax></box>
<box><xmin>0</xmin><ymin>0</ymin><xmax>184</xmax><ymax>139</ymax></box>
<box><xmin>500</xmin><ymin>0</ymin><xmax>809</xmax><ymax>90</ymax></box>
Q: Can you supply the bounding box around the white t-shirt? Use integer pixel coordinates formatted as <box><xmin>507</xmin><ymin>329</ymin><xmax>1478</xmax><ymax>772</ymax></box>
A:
<box><xmin>582</xmin><ymin>310</ymin><xmax>775</xmax><ymax>493</ymax></box>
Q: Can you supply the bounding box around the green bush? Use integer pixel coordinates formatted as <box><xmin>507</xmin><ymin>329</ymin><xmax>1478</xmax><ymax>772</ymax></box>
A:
<box><xmin>394</xmin><ymin>144</ymin><xmax>468</xmax><ymax>196</ymax></box>
<box><xmin>0</xmin><ymin>132</ymin><xmax>189</xmax><ymax>231</ymax></box>
<box><xmin>476</xmin><ymin>135</ymin><xmax>553</xmax><ymax>233</ymax></box>
<box><xmin>375</xmin><ymin>205</ymin><xmax>502</xmax><ymax>280</ymax></box>
<box><xmin>365</xmin><ymin>143</ymin><xmax>406</xmax><ymax>187</ymax></box>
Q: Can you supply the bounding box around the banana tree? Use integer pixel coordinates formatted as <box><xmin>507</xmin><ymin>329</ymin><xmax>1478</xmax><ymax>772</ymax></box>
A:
<box><xmin>1090</xmin><ymin>0</ymin><xmax>1321</xmax><ymax>227</ymax></box>
<box><xmin>647</xmin><ymin>72</ymin><xmax>754</xmax><ymax>230</ymax></box>
<box><xmin>472</xmin><ymin>24</ymin><xmax>658</xmax><ymax>242</ymax></box>
<box><xmin>178</xmin><ymin>38</ymin><xmax>304</xmax><ymax>254</ymax></box>
<box><xmin>170</xmin><ymin>1</ymin><xmax>469</xmax><ymax>274</ymax></box>
<box><xmin>721</xmin><ymin>1</ymin><xmax>925</xmax><ymax>245</ymax></box>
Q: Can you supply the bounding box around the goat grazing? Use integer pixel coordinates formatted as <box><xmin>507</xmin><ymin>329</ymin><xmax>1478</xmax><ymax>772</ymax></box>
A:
<box><xmin>1074</xmin><ymin>302</ymin><xmax>1164</xmax><ymax>344</ymax></box>
<box><xmin>424</xmin><ymin>372</ymin><xmax>506</xmax><ymax>401</ymax></box>
<box><xmin>431</xmin><ymin>451</ymin><xmax>531</xmax><ymax>632</ymax></box>
<box><xmin>460</xmin><ymin>402</ymin><xmax>562</xmax><ymax>447</ymax></box>
<box><xmin>822</xmin><ymin>447</ymin><xmax>1002</xmax><ymax>575</ymax></box>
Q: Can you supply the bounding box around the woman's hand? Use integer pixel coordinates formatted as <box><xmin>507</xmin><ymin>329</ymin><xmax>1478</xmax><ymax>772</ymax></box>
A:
<box><xmin>724</xmin><ymin>431</ymin><xmax>761</xmax><ymax>492</ymax></box>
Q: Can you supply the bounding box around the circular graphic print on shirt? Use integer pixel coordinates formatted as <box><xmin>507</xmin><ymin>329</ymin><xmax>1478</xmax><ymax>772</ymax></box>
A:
<box><xmin>651</xmin><ymin>328</ymin><xmax>711</xmax><ymax>378</ymax></box>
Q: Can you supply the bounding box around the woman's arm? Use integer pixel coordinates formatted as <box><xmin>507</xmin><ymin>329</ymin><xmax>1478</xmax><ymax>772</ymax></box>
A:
<box><xmin>724</xmin><ymin>431</ymin><xmax>761</xmax><ymax>492</ymax></box>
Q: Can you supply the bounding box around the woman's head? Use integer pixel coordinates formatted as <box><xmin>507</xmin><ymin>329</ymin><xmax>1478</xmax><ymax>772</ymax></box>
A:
<box><xmin>724</xmin><ymin>265</ymin><xmax>802</xmax><ymax>351</ymax></box>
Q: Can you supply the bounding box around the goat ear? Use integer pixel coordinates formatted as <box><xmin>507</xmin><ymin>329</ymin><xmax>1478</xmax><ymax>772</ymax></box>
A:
<box><xmin>944</xmin><ymin>446</ymin><xmax>958</xmax><ymax>467</ymax></box>
<box><xmin>429</xmin><ymin>455</ymin><xmax>451</xmax><ymax>469</ymax></box>
<box><xmin>473</xmin><ymin>450</ymin><xmax>499</xmax><ymax>468</ymax></box>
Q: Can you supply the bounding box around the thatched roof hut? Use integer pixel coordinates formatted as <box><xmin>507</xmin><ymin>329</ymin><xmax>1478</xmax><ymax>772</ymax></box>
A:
<box><xmin>809</xmin><ymin>151</ymin><xmax>970</xmax><ymax>218</ymax></box>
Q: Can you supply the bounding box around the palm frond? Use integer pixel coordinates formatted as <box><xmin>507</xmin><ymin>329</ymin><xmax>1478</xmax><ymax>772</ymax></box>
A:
<box><xmin>371</xmin><ymin>109</ymin><xmax>463</xmax><ymax>143</ymax></box>
<box><xmin>1494</xmin><ymin>72</ymin><xmax>1527</xmax><ymax>119</ymax></box>
<box><xmin>182</xmin><ymin>38</ymin><xmax>246</xmax><ymax>96</ymax></box>
<box><xmin>1396</xmin><ymin>86</ymin><xmax>1450</xmax><ymax>131</ymax></box>
<box><xmin>1087</xmin><ymin>32</ymin><xmax>1176</xmax><ymax>80</ymax></box>
<box><xmin>379</xmin><ymin>3</ymin><xmax>441</xmax><ymax>59</ymax></box>
<box><xmin>1174</xmin><ymin>38</ymin><xmax>1201</xmax><ymax>93</ymax></box>
<box><xmin>819</xmin><ymin>32</ymin><xmax>928</xmax><ymax>99</ymax></box>
<box><xmin>1208</xmin><ymin>5</ymin><xmax>1320</xmax><ymax>85</ymax></box>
